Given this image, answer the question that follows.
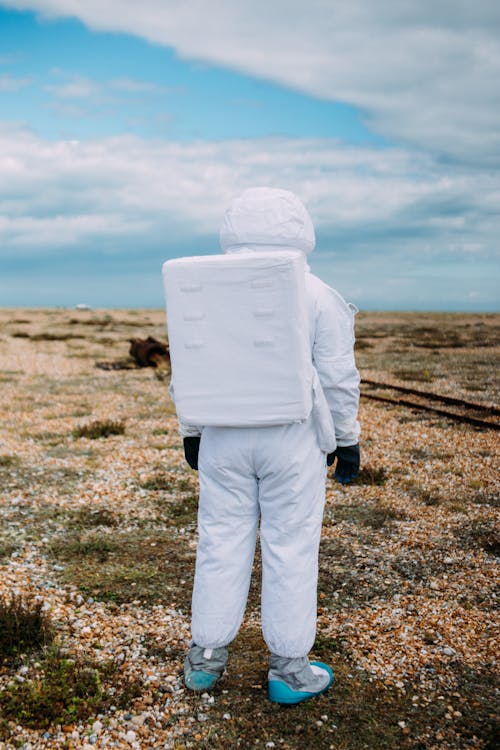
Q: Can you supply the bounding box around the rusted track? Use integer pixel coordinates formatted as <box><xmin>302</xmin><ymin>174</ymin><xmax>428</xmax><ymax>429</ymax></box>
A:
<box><xmin>362</xmin><ymin>378</ymin><xmax>500</xmax><ymax>416</ymax></box>
<box><xmin>360</xmin><ymin>381</ymin><xmax>500</xmax><ymax>431</ymax></box>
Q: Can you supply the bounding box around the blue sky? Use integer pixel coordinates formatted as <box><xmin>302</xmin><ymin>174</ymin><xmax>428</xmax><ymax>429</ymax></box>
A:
<box><xmin>1</xmin><ymin>10</ymin><xmax>377</xmax><ymax>143</ymax></box>
<box><xmin>0</xmin><ymin>0</ymin><xmax>499</xmax><ymax>310</ymax></box>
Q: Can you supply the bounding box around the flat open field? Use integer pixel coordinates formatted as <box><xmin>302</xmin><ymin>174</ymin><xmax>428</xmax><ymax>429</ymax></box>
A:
<box><xmin>0</xmin><ymin>309</ymin><xmax>498</xmax><ymax>750</ymax></box>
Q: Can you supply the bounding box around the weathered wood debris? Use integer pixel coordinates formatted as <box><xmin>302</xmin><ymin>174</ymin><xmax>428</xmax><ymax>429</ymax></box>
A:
<box><xmin>96</xmin><ymin>336</ymin><xmax>170</xmax><ymax>370</ymax></box>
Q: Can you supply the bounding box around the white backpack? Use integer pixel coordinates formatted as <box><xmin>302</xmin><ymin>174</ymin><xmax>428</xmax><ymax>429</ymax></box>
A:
<box><xmin>162</xmin><ymin>250</ymin><xmax>313</xmax><ymax>427</ymax></box>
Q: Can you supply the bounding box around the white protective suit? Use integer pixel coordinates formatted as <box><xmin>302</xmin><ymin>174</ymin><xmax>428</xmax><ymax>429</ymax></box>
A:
<box><xmin>178</xmin><ymin>188</ymin><xmax>360</xmax><ymax>658</ymax></box>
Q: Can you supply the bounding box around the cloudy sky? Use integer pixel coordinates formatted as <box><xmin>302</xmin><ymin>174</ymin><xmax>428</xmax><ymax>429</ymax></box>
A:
<box><xmin>0</xmin><ymin>1</ymin><xmax>499</xmax><ymax>310</ymax></box>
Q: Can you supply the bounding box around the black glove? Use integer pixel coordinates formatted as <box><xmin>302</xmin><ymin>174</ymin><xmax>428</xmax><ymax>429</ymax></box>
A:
<box><xmin>327</xmin><ymin>444</ymin><xmax>360</xmax><ymax>484</ymax></box>
<box><xmin>183</xmin><ymin>436</ymin><xmax>201</xmax><ymax>470</ymax></box>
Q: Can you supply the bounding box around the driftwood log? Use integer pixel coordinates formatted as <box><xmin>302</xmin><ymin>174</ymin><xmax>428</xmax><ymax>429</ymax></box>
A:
<box><xmin>129</xmin><ymin>337</ymin><xmax>170</xmax><ymax>368</ymax></box>
<box><xmin>96</xmin><ymin>337</ymin><xmax>170</xmax><ymax>370</ymax></box>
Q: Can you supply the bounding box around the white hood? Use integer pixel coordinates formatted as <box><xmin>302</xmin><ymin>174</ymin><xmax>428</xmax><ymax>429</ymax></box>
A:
<box><xmin>220</xmin><ymin>187</ymin><xmax>315</xmax><ymax>255</ymax></box>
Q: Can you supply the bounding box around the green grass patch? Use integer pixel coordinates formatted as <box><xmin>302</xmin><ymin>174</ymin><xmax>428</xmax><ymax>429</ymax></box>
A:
<box><xmin>0</xmin><ymin>646</ymin><xmax>142</xmax><ymax>736</ymax></box>
<box><xmin>331</xmin><ymin>500</ymin><xmax>405</xmax><ymax>529</ymax></box>
<box><xmin>139</xmin><ymin>471</ymin><xmax>194</xmax><ymax>493</ymax></box>
<box><xmin>162</xmin><ymin>494</ymin><xmax>199</xmax><ymax>527</ymax></box>
<box><xmin>70</xmin><ymin>506</ymin><xmax>119</xmax><ymax>528</ymax></box>
<box><xmin>49</xmin><ymin>530</ymin><xmax>195</xmax><ymax>607</ymax></box>
<box><xmin>1</xmin><ymin>462</ymin><xmax>85</xmax><ymax>494</ymax></box>
<box><xmin>32</xmin><ymin>430</ymin><xmax>64</xmax><ymax>445</ymax></box>
<box><xmin>393</xmin><ymin>368</ymin><xmax>435</xmax><ymax>382</ymax></box>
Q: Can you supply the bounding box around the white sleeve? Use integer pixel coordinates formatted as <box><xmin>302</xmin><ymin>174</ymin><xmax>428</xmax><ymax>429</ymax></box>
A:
<box><xmin>169</xmin><ymin>381</ymin><xmax>202</xmax><ymax>438</ymax></box>
<box><xmin>312</xmin><ymin>288</ymin><xmax>360</xmax><ymax>447</ymax></box>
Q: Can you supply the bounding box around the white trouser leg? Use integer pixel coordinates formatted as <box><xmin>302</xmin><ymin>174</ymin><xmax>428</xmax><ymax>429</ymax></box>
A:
<box><xmin>191</xmin><ymin>427</ymin><xmax>259</xmax><ymax>649</ymax></box>
<box><xmin>257</xmin><ymin>418</ymin><xmax>326</xmax><ymax>658</ymax></box>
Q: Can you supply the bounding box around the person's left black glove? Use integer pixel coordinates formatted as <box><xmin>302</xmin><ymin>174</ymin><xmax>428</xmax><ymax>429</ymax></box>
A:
<box><xmin>183</xmin><ymin>436</ymin><xmax>201</xmax><ymax>470</ymax></box>
<box><xmin>327</xmin><ymin>444</ymin><xmax>360</xmax><ymax>484</ymax></box>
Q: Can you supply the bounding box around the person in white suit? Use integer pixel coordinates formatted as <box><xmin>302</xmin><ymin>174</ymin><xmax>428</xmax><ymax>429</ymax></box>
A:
<box><xmin>177</xmin><ymin>187</ymin><xmax>360</xmax><ymax>704</ymax></box>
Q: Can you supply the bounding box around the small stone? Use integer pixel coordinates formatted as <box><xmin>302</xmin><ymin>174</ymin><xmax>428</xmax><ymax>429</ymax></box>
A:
<box><xmin>397</xmin><ymin>721</ymin><xmax>406</xmax><ymax>728</ymax></box>
<box><xmin>125</xmin><ymin>730</ymin><xmax>137</xmax><ymax>743</ymax></box>
<box><xmin>92</xmin><ymin>721</ymin><xmax>103</xmax><ymax>734</ymax></box>
<box><xmin>443</xmin><ymin>647</ymin><xmax>456</xmax><ymax>656</ymax></box>
<box><xmin>197</xmin><ymin>713</ymin><xmax>208</xmax><ymax>722</ymax></box>
<box><xmin>223</xmin><ymin>713</ymin><xmax>231</xmax><ymax>720</ymax></box>
<box><xmin>265</xmin><ymin>743</ymin><xmax>275</xmax><ymax>748</ymax></box>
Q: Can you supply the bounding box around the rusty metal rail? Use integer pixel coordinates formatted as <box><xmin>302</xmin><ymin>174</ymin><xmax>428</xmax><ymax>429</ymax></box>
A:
<box><xmin>360</xmin><ymin>379</ymin><xmax>500</xmax><ymax>431</ymax></box>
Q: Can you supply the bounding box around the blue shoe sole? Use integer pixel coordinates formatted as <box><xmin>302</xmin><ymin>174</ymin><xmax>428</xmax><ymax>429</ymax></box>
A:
<box><xmin>268</xmin><ymin>662</ymin><xmax>333</xmax><ymax>705</ymax></box>
<box><xmin>184</xmin><ymin>670</ymin><xmax>220</xmax><ymax>691</ymax></box>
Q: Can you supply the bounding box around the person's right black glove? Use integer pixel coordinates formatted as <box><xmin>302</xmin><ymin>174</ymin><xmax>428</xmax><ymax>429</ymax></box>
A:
<box><xmin>183</xmin><ymin>436</ymin><xmax>201</xmax><ymax>470</ymax></box>
<box><xmin>327</xmin><ymin>444</ymin><xmax>360</xmax><ymax>484</ymax></box>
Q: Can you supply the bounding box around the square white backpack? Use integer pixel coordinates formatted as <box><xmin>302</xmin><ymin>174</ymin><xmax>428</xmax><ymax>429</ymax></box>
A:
<box><xmin>162</xmin><ymin>250</ymin><xmax>313</xmax><ymax>427</ymax></box>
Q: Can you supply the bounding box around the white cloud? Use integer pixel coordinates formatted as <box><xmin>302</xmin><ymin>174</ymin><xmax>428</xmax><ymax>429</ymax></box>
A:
<box><xmin>0</xmin><ymin>125</ymin><xmax>498</xmax><ymax>266</ymax></box>
<box><xmin>0</xmin><ymin>53</ymin><xmax>21</xmax><ymax>65</ymax></box>
<box><xmin>45</xmin><ymin>72</ymin><xmax>167</xmax><ymax>99</ymax></box>
<box><xmin>2</xmin><ymin>0</ymin><xmax>500</xmax><ymax>161</ymax></box>
<box><xmin>46</xmin><ymin>74</ymin><xmax>97</xmax><ymax>98</ymax></box>
<box><xmin>0</xmin><ymin>73</ymin><xmax>32</xmax><ymax>90</ymax></box>
<box><xmin>110</xmin><ymin>77</ymin><xmax>164</xmax><ymax>94</ymax></box>
<box><xmin>0</xmin><ymin>212</ymin><xmax>149</xmax><ymax>246</ymax></box>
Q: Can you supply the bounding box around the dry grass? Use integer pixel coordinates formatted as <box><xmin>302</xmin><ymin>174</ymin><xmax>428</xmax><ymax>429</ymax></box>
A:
<box><xmin>355</xmin><ymin>311</ymin><xmax>500</xmax><ymax>404</ymax></box>
<box><xmin>72</xmin><ymin>418</ymin><xmax>126</xmax><ymax>439</ymax></box>
<box><xmin>0</xmin><ymin>596</ymin><xmax>54</xmax><ymax>663</ymax></box>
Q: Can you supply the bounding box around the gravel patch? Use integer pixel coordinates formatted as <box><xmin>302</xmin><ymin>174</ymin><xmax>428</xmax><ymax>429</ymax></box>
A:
<box><xmin>0</xmin><ymin>309</ymin><xmax>498</xmax><ymax>750</ymax></box>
